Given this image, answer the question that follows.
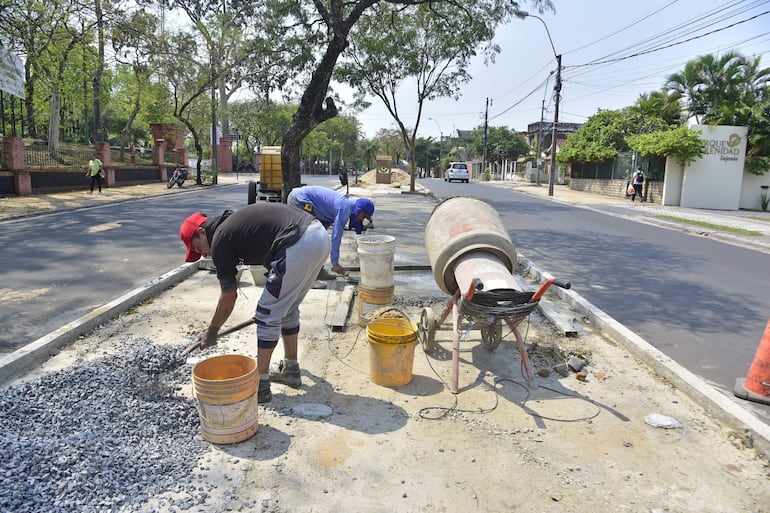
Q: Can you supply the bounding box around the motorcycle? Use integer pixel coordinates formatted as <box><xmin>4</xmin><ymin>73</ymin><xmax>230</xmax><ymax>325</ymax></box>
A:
<box><xmin>167</xmin><ymin>167</ymin><xmax>190</xmax><ymax>188</ymax></box>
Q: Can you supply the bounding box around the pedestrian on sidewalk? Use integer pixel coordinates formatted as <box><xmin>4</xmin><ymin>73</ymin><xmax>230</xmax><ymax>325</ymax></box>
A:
<box><xmin>86</xmin><ymin>154</ymin><xmax>104</xmax><ymax>194</ymax></box>
<box><xmin>287</xmin><ymin>185</ymin><xmax>374</xmax><ymax>277</ymax></box>
<box><xmin>179</xmin><ymin>203</ymin><xmax>330</xmax><ymax>403</ymax></box>
<box><xmin>631</xmin><ymin>167</ymin><xmax>644</xmax><ymax>202</ymax></box>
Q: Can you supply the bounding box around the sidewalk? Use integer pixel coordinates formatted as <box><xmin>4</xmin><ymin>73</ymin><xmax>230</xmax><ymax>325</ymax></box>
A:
<box><xmin>495</xmin><ymin>181</ymin><xmax>770</xmax><ymax>253</ymax></box>
<box><xmin>0</xmin><ymin>173</ymin><xmax>258</xmax><ymax>221</ymax></box>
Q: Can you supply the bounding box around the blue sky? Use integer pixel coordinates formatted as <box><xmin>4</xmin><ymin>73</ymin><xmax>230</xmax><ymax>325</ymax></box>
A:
<box><xmin>352</xmin><ymin>0</ymin><xmax>770</xmax><ymax>139</ymax></box>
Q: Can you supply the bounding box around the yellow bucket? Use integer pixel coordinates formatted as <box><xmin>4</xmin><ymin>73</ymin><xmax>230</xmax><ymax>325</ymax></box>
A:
<box><xmin>366</xmin><ymin>318</ymin><xmax>418</xmax><ymax>387</ymax></box>
<box><xmin>192</xmin><ymin>354</ymin><xmax>259</xmax><ymax>444</ymax></box>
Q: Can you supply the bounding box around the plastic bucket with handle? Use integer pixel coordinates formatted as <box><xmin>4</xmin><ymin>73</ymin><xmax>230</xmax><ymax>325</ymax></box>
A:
<box><xmin>192</xmin><ymin>354</ymin><xmax>259</xmax><ymax>444</ymax></box>
<box><xmin>366</xmin><ymin>318</ymin><xmax>418</xmax><ymax>387</ymax></box>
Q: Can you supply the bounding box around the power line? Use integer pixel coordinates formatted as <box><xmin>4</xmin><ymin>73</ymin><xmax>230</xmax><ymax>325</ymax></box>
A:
<box><xmin>567</xmin><ymin>10</ymin><xmax>770</xmax><ymax>68</ymax></box>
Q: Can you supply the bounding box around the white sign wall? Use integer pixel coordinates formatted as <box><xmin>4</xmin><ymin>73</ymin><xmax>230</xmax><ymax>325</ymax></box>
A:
<box><xmin>681</xmin><ymin>124</ymin><xmax>748</xmax><ymax>210</ymax></box>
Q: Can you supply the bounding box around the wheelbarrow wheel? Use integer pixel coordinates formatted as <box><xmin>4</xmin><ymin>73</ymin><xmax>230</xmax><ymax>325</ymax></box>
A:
<box><xmin>418</xmin><ymin>307</ymin><xmax>436</xmax><ymax>352</ymax></box>
<box><xmin>480</xmin><ymin>320</ymin><xmax>503</xmax><ymax>350</ymax></box>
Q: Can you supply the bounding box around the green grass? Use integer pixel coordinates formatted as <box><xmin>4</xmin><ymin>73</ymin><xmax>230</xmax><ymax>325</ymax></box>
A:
<box><xmin>655</xmin><ymin>215</ymin><xmax>762</xmax><ymax>236</ymax></box>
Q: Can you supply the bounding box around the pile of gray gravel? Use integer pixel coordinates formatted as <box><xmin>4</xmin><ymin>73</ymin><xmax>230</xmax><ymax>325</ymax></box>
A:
<box><xmin>0</xmin><ymin>336</ymin><xmax>210</xmax><ymax>513</ymax></box>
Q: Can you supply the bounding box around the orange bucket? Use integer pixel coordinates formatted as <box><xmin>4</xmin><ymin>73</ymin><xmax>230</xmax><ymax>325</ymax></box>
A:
<box><xmin>192</xmin><ymin>354</ymin><xmax>259</xmax><ymax>444</ymax></box>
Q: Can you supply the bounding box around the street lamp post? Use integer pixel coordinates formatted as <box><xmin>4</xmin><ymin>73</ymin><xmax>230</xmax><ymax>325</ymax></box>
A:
<box><xmin>428</xmin><ymin>117</ymin><xmax>442</xmax><ymax>178</ymax></box>
<box><xmin>518</xmin><ymin>11</ymin><xmax>561</xmax><ymax>197</ymax></box>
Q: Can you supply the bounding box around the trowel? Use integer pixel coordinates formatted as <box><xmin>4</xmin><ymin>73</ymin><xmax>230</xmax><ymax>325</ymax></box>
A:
<box><xmin>180</xmin><ymin>318</ymin><xmax>256</xmax><ymax>357</ymax></box>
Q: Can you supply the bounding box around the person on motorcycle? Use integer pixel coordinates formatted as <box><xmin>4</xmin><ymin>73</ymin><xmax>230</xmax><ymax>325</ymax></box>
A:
<box><xmin>179</xmin><ymin>203</ymin><xmax>329</xmax><ymax>404</ymax></box>
<box><xmin>286</xmin><ymin>185</ymin><xmax>374</xmax><ymax>278</ymax></box>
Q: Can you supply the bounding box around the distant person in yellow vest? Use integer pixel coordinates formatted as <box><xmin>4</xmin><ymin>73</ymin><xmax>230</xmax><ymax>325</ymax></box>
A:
<box><xmin>86</xmin><ymin>154</ymin><xmax>104</xmax><ymax>194</ymax></box>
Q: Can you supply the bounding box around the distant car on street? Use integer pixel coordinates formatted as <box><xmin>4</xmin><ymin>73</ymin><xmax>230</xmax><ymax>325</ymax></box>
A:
<box><xmin>444</xmin><ymin>162</ymin><xmax>469</xmax><ymax>183</ymax></box>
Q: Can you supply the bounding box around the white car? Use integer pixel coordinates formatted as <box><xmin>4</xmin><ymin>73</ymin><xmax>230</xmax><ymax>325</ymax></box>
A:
<box><xmin>444</xmin><ymin>162</ymin><xmax>469</xmax><ymax>183</ymax></box>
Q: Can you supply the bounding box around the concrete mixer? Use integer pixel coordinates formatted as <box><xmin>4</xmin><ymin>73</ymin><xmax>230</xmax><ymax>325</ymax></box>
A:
<box><xmin>421</xmin><ymin>196</ymin><xmax>571</xmax><ymax>393</ymax></box>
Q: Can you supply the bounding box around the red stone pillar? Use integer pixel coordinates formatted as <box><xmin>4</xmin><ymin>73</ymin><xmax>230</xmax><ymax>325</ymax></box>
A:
<box><xmin>153</xmin><ymin>140</ymin><xmax>165</xmax><ymax>166</ymax></box>
<box><xmin>14</xmin><ymin>172</ymin><xmax>31</xmax><ymax>195</ymax></box>
<box><xmin>95</xmin><ymin>141</ymin><xmax>111</xmax><ymax>166</ymax></box>
<box><xmin>2</xmin><ymin>136</ymin><xmax>25</xmax><ymax>170</ymax></box>
<box><xmin>217</xmin><ymin>141</ymin><xmax>233</xmax><ymax>173</ymax></box>
<box><xmin>3</xmin><ymin>136</ymin><xmax>29</xmax><ymax>196</ymax></box>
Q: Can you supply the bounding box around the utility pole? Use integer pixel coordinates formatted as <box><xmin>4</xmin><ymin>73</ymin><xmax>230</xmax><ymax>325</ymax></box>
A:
<box><xmin>428</xmin><ymin>117</ymin><xmax>442</xmax><ymax>178</ymax></box>
<box><xmin>482</xmin><ymin>98</ymin><xmax>489</xmax><ymax>180</ymax></box>
<box><xmin>536</xmin><ymin>98</ymin><xmax>545</xmax><ymax>186</ymax></box>
<box><xmin>548</xmin><ymin>54</ymin><xmax>562</xmax><ymax>197</ymax></box>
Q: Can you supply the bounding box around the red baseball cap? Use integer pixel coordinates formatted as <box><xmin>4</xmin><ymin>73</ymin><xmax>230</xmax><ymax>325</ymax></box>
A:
<box><xmin>180</xmin><ymin>212</ymin><xmax>208</xmax><ymax>262</ymax></box>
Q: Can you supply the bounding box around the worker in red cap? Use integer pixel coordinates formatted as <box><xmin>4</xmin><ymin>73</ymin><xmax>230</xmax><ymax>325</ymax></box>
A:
<box><xmin>179</xmin><ymin>203</ymin><xmax>330</xmax><ymax>403</ymax></box>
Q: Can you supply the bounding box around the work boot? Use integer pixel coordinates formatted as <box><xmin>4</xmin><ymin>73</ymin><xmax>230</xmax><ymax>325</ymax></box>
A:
<box><xmin>269</xmin><ymin>360</ymin><xmax>302</xmax><ymax>388</ymax></box>
<box><xmin>257</xmin><ymin>379</ymin><xmax>272</xmax><ymax>404</ymax></box>
<box><xmin>311</xmin><ymin>280</ymin><xmax>328</xmax><ymax>289</ymax></box>
<box><xmin>316</xmin><ymin>267</ymin><xmax>338</xmax><ymax>281</ymax></box>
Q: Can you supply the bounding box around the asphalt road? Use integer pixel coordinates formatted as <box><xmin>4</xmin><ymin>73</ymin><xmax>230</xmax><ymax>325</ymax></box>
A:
<box><xmin>0</xmin><ymin>186</ymin><xmax>249</xmax><ymax>351</ymax></box>
<box><xmin>426</xmin><ymin>178</ymin><xmax>770</xmax><ymax>424</ymax></box>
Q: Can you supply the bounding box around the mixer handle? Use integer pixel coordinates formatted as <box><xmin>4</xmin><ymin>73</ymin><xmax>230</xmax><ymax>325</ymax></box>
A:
<box><xmin>530</xmin><ymin>277</ymin><xmax>571</xmax><ymax>302</ymax></box>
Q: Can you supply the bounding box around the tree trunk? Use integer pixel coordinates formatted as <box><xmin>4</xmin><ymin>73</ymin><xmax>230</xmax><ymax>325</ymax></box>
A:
<box><xmin>92</xmin><ymin>0</ymin><xmax>105</xmax><ymax>142</ymax></box>
<box><xmin>24</xmin><ymin>65</ymin><xmax>37</xmax><ymax>139</ymax></box>
<box><xmin>120</xmin><ymin>79</ymin><xmax>140</xmax><ymax>161</ymax></box>
<box><xmin>281</xmin><ymin>36</ymin><xmax>348</xmax><ymax>200</ymax></box>
<box><xmin>48</xmin><ymin>84</ymin><xmax>61</xmax><ymax>157</ymax></box>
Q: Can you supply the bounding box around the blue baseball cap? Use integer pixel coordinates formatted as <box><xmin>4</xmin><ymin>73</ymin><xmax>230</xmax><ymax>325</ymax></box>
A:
<box><xmin>349</xmin><ymin>198</ymin><xmax>374</xmax><ymax>234</ymax></box>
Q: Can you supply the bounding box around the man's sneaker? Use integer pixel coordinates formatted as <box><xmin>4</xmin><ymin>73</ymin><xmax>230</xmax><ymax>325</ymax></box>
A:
<box><xmin>257</xmin><ymin>379</ymin><xmax>272</xmax><ymax>404</ymax></box>
<box><xmin>269</xmin><ymin>360</ymin><xmax>302</xmax><ymax>388</ymax></box>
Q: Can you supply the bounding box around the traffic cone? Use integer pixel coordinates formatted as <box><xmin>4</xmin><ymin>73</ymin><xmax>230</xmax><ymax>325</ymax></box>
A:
<box><xmin>734</xmin><ymin>318</ymin><xmax>770</xmax><ymax>405</ymax></box>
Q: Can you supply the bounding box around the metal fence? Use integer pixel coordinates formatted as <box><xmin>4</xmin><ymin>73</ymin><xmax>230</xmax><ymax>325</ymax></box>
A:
<box><xmin>21</xmin><ymin>144</ymin><xmax>155</xmax><ymax>168</ymax></box>
<box><xmin>569</xmin><ymin>151</ymin><xmax>665</xmax><ymax>181</ymax></box>
<box><xmin>24</xmin><ymin>144</ymin><xmax>93</xmax><ymax>168</ymax></box>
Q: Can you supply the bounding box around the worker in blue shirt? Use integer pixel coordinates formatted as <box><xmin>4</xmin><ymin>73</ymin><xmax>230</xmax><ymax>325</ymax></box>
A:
<box><xmin>287</xmin><ymin>185</ymin><xmax>374</xmax><ymax>276</ymax></box>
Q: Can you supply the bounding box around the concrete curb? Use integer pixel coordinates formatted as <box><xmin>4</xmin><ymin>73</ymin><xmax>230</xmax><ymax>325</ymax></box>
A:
<box><xmin>519</xmin><ymin>254</ymin><xmax>770</xmax><ymax>459</ymax></box>
<box><xmin>0</xmin><ymin>262</ymin><xmax>199</xmax><ymax>385</ymax></box>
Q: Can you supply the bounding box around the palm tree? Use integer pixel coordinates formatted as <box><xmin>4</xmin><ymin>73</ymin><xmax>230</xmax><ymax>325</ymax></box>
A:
<box><xmin>665</xmin><ymin>59</ymin><xmax>708</xmax><ymax>124</ymax></box>
<box><xmin>633</xmin><ymin>90</ymin><xmax>682</xmax><ymax>126</ymax></box>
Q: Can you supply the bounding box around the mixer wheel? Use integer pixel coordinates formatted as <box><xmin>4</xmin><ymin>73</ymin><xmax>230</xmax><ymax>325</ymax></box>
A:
<box><xmin>480</xmin><ymin>320</ymin><xmax>503</xmax><ymax>350</ymax></box>
<box><xmin>418</xmin><ymin>307</ymin><xmax>436</xmax><ymax>352</ymax></box>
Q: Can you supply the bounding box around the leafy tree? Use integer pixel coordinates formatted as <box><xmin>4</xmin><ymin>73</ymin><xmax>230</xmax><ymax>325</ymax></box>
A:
<box><xmin>373</xmin><ymin>127</ymin><xmax>408</xmax><ymax>166</ymax></box>
<box><xmin>109</xmin><ymin>9</ymin><xmax>160</xmax><ymax>157</ymax></box>
<box><xmin>229</xmin><ymin>100</ymin><xmax>296</xmax><ymax>153</ymax></box>
<box><xmin>337</xmin><ymin>0</ymin><xmax>540</xmax><ymax>191</ymax></box>
<box><xmin>473</xmin><ymin>125</ymin><xmax>529</xmax><ymax>168</ymax></box>
<box><xmin>558</xmin><ymin>108</ymin><xmax>667</xmax><ymax>165</ymax></box>
<box><xmin>156</xmin><ymin>30</ymin><xmax>217</xmax><ymax>182</ymax></box>
<box><xmin>558</xmin><ymin>110</ymin><xmax>630</xmax><ymax>164</ymax></box>
<box><xmin>631</xmin><ymin>90</ymin><xmax>681</xmax><ymax>126</ymax></box>
<box><xmin>0</xmin><ymin>0</ymin><xmax>92</xmax><ymax>145</ymax></box>
<box><xmin>665</xmin><ymin>59</ymin><xmax>708</xmax><ymax>124</ymax></box>
<box><xmin>665</xmin><ymin>52</ymin><xmax>770</xmax><ymax>175</ymax></box>
<box><xmin>626</xmin><ymin>125</ymin><xmax>707</xmax><ymax>166</ymax></box>
<box><xmin>271</xmin><ymin>0</ymin><xmax>553</xmax><ymax>200</ymax></box>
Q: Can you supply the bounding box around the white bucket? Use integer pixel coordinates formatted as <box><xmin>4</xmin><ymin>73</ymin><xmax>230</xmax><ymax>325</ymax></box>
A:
<box><xmin>357</xmin><ymin>235</ymin><xmax>396</xmax><ymax>290</ymax></box>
